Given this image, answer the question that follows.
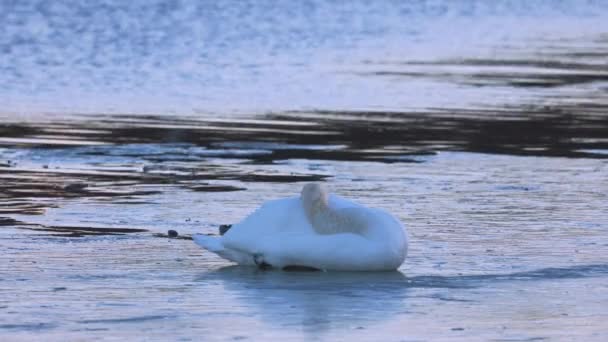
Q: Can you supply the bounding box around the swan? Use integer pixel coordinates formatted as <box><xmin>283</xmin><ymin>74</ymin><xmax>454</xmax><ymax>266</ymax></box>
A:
<box><xmin>192</xmin><ymin>183</ymin><xmax>408</xmax><ymax>271</ymax></box>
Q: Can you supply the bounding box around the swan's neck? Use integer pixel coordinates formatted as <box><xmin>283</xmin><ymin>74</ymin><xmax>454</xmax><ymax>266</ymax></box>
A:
<box><xmin>304</xmin><ymin>198</ymin><xmax>367</xmax><ymax>236</ymax></box>
<box><xmin>302</xmin><ymin>196</ymin><xmax>327</xmax><ymax>229</ymax></box>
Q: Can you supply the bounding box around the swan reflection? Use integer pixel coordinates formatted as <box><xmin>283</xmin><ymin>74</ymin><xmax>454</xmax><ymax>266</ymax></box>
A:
<box><xmin>195</xmin><ymin>267</ymin><xmax>411</xmax><ymax>334</ymax></box>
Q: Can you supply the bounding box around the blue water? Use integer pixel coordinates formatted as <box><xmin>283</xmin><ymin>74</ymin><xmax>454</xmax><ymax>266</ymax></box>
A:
<box><xmin>2</xmin><ymin>0</ymin><xmax>607</xmax><ymax>114</ymax></box>
<box><xmin>1</xmin><ymin>2</ymin><xmax>608</xmax><ymax>341</ymax></box>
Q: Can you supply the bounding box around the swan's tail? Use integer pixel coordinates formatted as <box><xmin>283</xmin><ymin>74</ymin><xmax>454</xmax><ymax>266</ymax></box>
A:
<box><xmin>192</xmin><ymin>234</ymin><xmax>224</xmax><ymax>252</ymax></box>
<box><xmin>192</xmin><ymin>234</ymin><xmax>255</xmax><ymax>266</ymax></box>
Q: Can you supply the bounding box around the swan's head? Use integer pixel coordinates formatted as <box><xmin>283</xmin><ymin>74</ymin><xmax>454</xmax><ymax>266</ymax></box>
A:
<box><xmin>300</xmin><ymin>183</ymin><xmax>329</xmax><ymax>214</ymax></box>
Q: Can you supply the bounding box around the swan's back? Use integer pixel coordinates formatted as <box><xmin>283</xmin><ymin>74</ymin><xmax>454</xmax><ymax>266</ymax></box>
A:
<box><xmin>222</xmin><ymin>196</ymin><xmax>313</xmax><ymax>253</ymax></box>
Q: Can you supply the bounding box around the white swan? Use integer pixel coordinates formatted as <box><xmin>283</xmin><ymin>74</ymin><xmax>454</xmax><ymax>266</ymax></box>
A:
<box><xmin>193</xmin><ymin>183</ymin><xmax>408</xmax><ymax>271</ymax></box>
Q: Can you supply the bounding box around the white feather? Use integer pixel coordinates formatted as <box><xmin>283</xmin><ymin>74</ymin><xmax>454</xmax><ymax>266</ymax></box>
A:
<box><xmin>193</xmin><ymin>183</ymin><xmax>408</xmax><ymax>271</ymax></box>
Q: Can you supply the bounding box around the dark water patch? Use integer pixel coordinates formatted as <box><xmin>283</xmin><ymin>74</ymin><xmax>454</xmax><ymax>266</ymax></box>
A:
<box><xmin>283</xmin><ymin>265</ymin><xmax>321</xmax><ymax>272</ymax></box>
<box><xmin>105</xmin><ymin>200</ymin><xmax>156</xmax><ymax>205</ymax></box>
<box><xmin>492</xmin><ymin>338</ymin><xmax>548</xmax><ymax>342</ymax></box>
<box><xmin>0</xmin><ymin>167</ymin><xmax>164</xmax><ymax>201</ymax></box>
<box><xmin>495</xmin><ymin>185</ymin><xmax>540</xmax><ymax>192</ymax></box>
<box><xmin>3</xmin><ymin>102</ymin><xmax>607</xmax><ymax>163</ymax></box>
<box><xmin>188</xmin><ymin>185</ymin><xmax>246</xmax><ymax>192</ymax></box>
<box><xmin>0</xmin><ymin>217</ymin><xmax>148</xmax><ymax>237</ymax></box>
<box><xmin>1</xmin><ymin>183</ymin><xmax>161</xmax><ymax>199</ymax></box>
<box><xmin>554</xmin><ymin>51</ymin><xmax>608</xmax><ymax>59</ymax></box>
<box><xmin>43</xmin><ymin>225</ymin><xmax>148</xmax><ymax>234</ymax></box>
<box><xmin>236</xmin><ymin>173</ymin><xmax>327</xmax><ymax>182</ymax></box>
<box><xmin>0</xmin><ymin>322</ymin><xmax>56</xmax><ymax>331</ymax></box>
<box><xmin>32</xmin><ymin>232</ymin><xmax>85</xmax><ymax>237</ymax></box>
<box><xmin>393</xmin><ymin>58</ymin><xmax>608</xmax><ymax>72</ymax></box>
<box><xmin>363</xmin><ymin>54</ymin><xmax>608</xmax><ymax>88</ymax></box>
<box><xmin>406</xmin><ymin>264</ymin><xmax>608</xmax><ymax>289</ymax></box>
<box><xmin>273</xmin><ymin>106</ymin><xmax>608</xmax><ymax>159</ymax></box>
<box><xmin>96</xmin><ymin>302</ymin><xmax>135</xmax><ymax>307</ymax></box>
<box><xmin>367</xmin><ymin>70</ymin><xmax>608</xmax><ymax>88</ymax></box>
<box><xmin>0</xmin><ymin>217</ymin><xmax>23</xmax><ymax>226</ymax></box>
<box><xmin>244</xmin><ymin>148</ymin><xmax>432</xmax><ymax>164</ymax></box>
<box><xmin>434</xmin><ymin>296</ymin><xmax>474</xmax><ymax>303</ymax></box>
<box><xmin>77</xmin><ymin>315</ymin><xmax>172</xmax><ymax>324</ymax></box>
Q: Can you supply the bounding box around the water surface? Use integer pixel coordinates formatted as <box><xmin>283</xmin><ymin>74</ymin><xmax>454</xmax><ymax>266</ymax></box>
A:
<box><xmin>1</xmin><ymin>1</ymin><xmax>608</xmax><ymax>341</ymax></box>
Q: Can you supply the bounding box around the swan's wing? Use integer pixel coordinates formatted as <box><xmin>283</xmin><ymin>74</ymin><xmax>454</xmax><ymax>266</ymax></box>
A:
<box><xmin>227</xmin><ymin>196</ymin><xmax>301</xmax><ymax>234</ymax></box>
<box><xmin>217</xmin><ymin>196</ymin><xmax>314</xmax><ymax>257</ymax></box>
<box><xmin>257</xmin><ymin>232</ymin><xmax>394</xmax><ymax>271</ymax></box>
